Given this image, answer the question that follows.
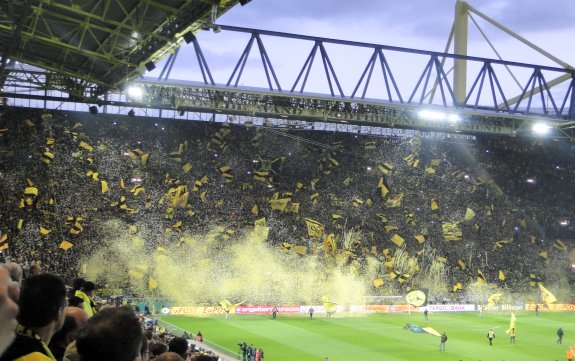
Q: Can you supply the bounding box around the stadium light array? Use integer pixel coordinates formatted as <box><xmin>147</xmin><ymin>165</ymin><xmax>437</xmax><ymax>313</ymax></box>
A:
<box><xmin>127</xmin><ymin>86</ymin><xmax>144</xmax><ymax>100</ymax></box>
<box><xmin>418</xmin><ymin>110</ymin><xmax>461</xmax><ymax>123</ymax></box>
<box><xmin>532</xmin><ymin>122</ymin><xmax>551</xmax><ymax>135</ymax></box>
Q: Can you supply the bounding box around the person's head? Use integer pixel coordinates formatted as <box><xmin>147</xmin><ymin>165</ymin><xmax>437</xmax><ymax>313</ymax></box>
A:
<box><xmin>168</xmin><ymin>337</ymin><xmax>188</xmax><ymax>359</ymax></box>
<box><xmin>71</xmin><ymin>278</ymin><xmax>85</xmax><ymax>292</ymax></box>
<box><xmin>66</xmin><ymin>306</ymin><xmax>89</xmax><ymax>328</ymax></box>
<box><xmin>81</xmin><ymin>281</ymin><xmax>96</xmax><ymax>297</ymax></box>
<box><xmin>155</xmin><ymin>352</ymin><xmax>184</xmax><ymax>361</ymax></box>
<box><xmin>76</xmin><ymin>307</ymin><xmax>143</xmax><ymax>361</ymax></box>
<box><xmin>195</xmin><ymin>355</ymin><xmax>215</xmax><ymax>361</ymax></box>
<box><xmin>29</xmin><ymin>263</ymin><xmax>42</xmax><ymax>276</ymax></box>
<box><xmin>3</xmin><ymin>262</ymin><xmax>23</xmax><ymax>286</ymax></box>
<box><xmin>18</xmin><ymin>274</ymin><xmax>67</xmax><ymax>336</ymax></box>
<box><xmin>149</xmin><ymin>342</ymin><xmax>168</xmax><ymax>359</ymax></box>
<box><xmin>68</xmin><ymin>295</ymin><xmax>84</xmax><ymax>308</ymax></box>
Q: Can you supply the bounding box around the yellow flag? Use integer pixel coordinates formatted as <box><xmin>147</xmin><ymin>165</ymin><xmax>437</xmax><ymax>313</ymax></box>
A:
<box><xmin>40</xmin><ymin>226</ymin><xmax>52</xmax><ymax>235</ymax></box>
<box><xmin>101</xmin><ymin>180</ymin><xmax>109</xmax><ymax>193</ymax></box>
<box><xmin>79</xmin><ymin>141</ymin><xmax>93</xmax><ymax>151</ymax></box>
<box><xmin>384</xmin><ymin>225</ymin><xmax>398</xmax><ymax>233</ymax></box>
<box><xmin>391</xmin><ymin>234</ymin><xmax>405</xmax><ymax>247</ymax></box>
<box><xmin>539</xmin><ymin>284</ymin><xmax>557</xmax><ymax>304</ymax></box>
<box><xmin>269</xmin><ymin>198</ymin><xmax>290</xmax><ymax>212</ymax></box>
<box><xmin>251</xmin><ymin>204</ymin><xmax>259</xmax><ymax>215</ymax></box>
<box><xmin>24</xmin><ymin>186</ymin><xmax>39</xmax><ymax>196</ymax></box>
<box><xmin>305</xmin><ymin>218</ymin><xmax>325</xmax><ymax>239</ymax></box>
<box><xmin>477</xmin><ymin>269</ymin><xmax>487</xmax><ymax>283</ymax></box>
<box><xmin>378</xmin><ymin>163</ymin><xmax>393</xmax><ymax>174</ymax></box>
<box><xmin>414</xmin><ymin>235</ymin><xmax>425</xmax><ymax>244</ymax></box>
<box><xmin>59</xmin><ymin>240</ymin><xmax>74</xmax><ymax>250</ymax></box>
<box><xmin>487</xmin><ymin>293</ymin><xmax>502</xmax><ymax>306</ymax></box>
<box><xmin>538</xmin><ymin>251</ymin><xmax>548</xmax><ymax>259</ymax></box>
<box><xmin>385</xmin><ymin>193</ymin><xmax>403</xmax><ymax>208</ymax></box>
<box><xmin>505</xmin><ymin>313</ymin><xmax>516</xmax><ymax>334</ymax></box>
<box><xmin>431</xmin><ymin>199</ymin><xmax>439</xmax><ymax>210</ymax></box>
<box><xmin>499</xmin><ymin>270</ymin><xmax>506</xmax><ymax>281</ymax></box>
<box><xmin>254</xmin><ymin>217</ymin><xmax>266</xmax><ymax>228</ymax></box>
<box><xmin>442</xmin><ymin>222</ymin><xmax>462</xmax><ymax>241</ymax></box>
<box><xmin>553</xmin><ymin>240</ymin><xmax>567</xmax><ymax>252</ymax></box>
<box><xmin>464</xmin><ymin>208</ymin><xmax>476</xmax><ymax>221</ymax></box>
<box><xmin>378</xmin><ymin>177</ymin><xmax>389</xmax><ymax>197</ymax></box>
<box><xmin>148</xmin><ymin>277</ymin><xmax>158</xmax><ymax>290</ymax></box>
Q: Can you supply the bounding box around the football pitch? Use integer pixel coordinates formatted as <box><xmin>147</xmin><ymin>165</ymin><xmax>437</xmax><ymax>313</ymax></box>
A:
<box><xmin>160</xmin><ymin>311</ymin><xmax>574</xmax><ymax>361</ymax></box>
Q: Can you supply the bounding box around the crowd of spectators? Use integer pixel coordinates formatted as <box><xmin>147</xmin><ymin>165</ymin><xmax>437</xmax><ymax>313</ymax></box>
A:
<box><xmin>0</xmin><ymin>263</ymin><xmax>223</xmax><ymax>361</ymax></box>
<box><xmin>0</xmin><ymin>106</ymin><xmax>573</xmax><ymax>302</ymax></box>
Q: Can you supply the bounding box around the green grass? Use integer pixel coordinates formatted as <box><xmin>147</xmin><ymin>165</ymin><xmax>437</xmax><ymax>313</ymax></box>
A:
<box><xmin>160</xmin><ymin>311</ymin><xmax>574</xmax><ymax>361</ymax></box>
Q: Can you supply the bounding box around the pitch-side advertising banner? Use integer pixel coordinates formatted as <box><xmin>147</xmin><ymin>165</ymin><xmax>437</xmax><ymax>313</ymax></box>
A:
<box><xmin>526</xmin><ymin>304</ymin><xmax>575</xmax><ymax>311</ymax></box>
<box><xmin>424</xmin><ymin>304</ymin><xmax>475</xmax><ymax>312</ymax></box>
<box><xmin>234</xmin><ymin>306</ymin><xmax>301</xmax><ymax>314</ymax></box>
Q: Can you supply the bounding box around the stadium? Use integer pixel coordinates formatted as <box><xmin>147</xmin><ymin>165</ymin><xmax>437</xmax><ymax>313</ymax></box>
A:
<box><xmin>0</xmin><ymin>1</ymin><xmax>574</xmax><ymax>361</ymax></box>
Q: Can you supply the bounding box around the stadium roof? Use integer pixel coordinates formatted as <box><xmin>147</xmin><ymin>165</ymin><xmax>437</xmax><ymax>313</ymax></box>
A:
<box><xmin>0</xmin><ymin>0</ymin><xmax>242</xmax><ymax>94</ymax></box>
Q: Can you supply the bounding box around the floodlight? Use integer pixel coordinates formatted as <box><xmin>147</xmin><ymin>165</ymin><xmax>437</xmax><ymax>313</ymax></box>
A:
<box><xmin>239</xmin><ymin>0</ymin><xmax>251</xmax><ymax>5</ymax></box>
<box><xmin>532</xmin><ymin>122</ymin><xmax>551</xmax><ymax>135</ymax></box>
<box><xmin>418</xmin><ymin>110</ymin><xmax>446</xmax><ymax>121</ymax></box>
<box><xmin>447</xmin><ymin>114</ymin><xmax>461</xmax><ymax>123</ymax></box>
<box><xmin>88</xmin><ymin>106</ymin><xmax>98</xmax><ymax>114</ymax></box>
<box><xmin>128</xmin><ymin>109</ymin><xmax>135</xmax><ymax>117</ymax></box>
<box><xmin>127</xmin><ymin>86</ymin><xmax>143</xmax><ymax>99</ymax></box>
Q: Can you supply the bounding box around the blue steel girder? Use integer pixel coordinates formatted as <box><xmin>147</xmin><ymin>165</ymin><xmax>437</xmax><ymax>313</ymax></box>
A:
<box><xmin>408</xmin><ymin>55</ymin><xmax>456</xmax><ymax>107</ymax></box>
<box><xmin>466</xmin><ymin>62</ymin><xmax>510</xmax><ymax>112</ymax></box>
<box><xmin>190</xmin><ymin>25</ymin><xmax>575</xmax><ymax>121</ymax></box>
<box><xmin>351</xmin><ymin>47</ymin><xmax>403</xmax><ymax>103</ymax></box>
<box><xmin>227</xmin><ymin>32</ymin><xmax>281</xmax><ymax>91</ymax></box>
<box><xmin>291</xmin><ymin>41</ymin><xmax>344</xmax><ymax>97</ymax></box>
<box><xmin>512</xmin><ymin>67</ymin><xmax>560</xmax><ymax>116</ymax></box>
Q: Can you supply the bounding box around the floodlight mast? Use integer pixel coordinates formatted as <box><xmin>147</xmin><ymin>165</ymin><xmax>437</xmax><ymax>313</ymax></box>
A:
<box><xmin>453</xmin><ymin>0</ymin><xmax>469</xmax><ymax>106</ymax></box>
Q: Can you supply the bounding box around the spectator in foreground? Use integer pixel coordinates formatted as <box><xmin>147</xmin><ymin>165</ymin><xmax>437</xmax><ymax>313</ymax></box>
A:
<box><xmin>49</xmin><ymin>306</ymin><xmax>90</xmax><ymax>361</ymax></box>
<box><xmin>0</xmin><ymin>268</ymin><xmax>19</xmax><ymax>358</ymax></box>
<box><xmin>155</xmin><ymin>352</ymin><xmax>184</xmax><ymax>361</ymax></box>
<box><xmin>76</xmin><ymin>307</ymin><xmax>143</xmax><ymax>361</ymax></box>
<box><xmin>168</xmin><ymin>337</ymin><xmax>188</xmax><ymax>360</ymax></box>
<box><xmin>149</xmin><ymin>342</ymin><xmax>168</xmax><ymax>359</ymax></box>
<box><xmin>0</xmin><ymin>274</ymin><xmax>67</xmax><ymax>361</ymax></box>
<box><xmin>49</xmin><ymin>316</ymin><xmax>78</xmax><ymax>361</ymax></box>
